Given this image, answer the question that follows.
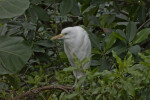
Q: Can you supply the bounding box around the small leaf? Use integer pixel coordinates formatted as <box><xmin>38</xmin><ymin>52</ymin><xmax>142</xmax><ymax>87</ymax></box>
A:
<box><xmin>104</xmin><ymin>33</ymin><xmax>116</xmax><ymax>51</ymax></box>
<box><xmin>126</xmin><ymin>22</ymin><xmax>137</xmax><ymax>42</ymax></box>
<box><xmin>132</xmin><ymin>28</ymin><xmax>150</xmax><ymax>44</ymax></box>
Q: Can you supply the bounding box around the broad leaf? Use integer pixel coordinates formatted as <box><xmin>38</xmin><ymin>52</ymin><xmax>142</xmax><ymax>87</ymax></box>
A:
<box><xmin>0</xmin><ymin>0</ymin><xmax>30</xmax><ymax>18</ymax></box>
<box><xmin>126</xmin><ymin>22</ymin><xmax>137</xmax><ymax>42</ymax></box>
<box><xmin>71</xmin><ymin>0</ymin><xmax>80</xmax><ymax>16</ymax></box>
<box><xmin>88</xmin><ymin>31</ymin><xmax>101</xmax><ymax>50</ymax></box>
<box><xmin>133</xmin><ymin>28</ymin><xmax>150</xmax><ymax>44</ymax></box>
<box><xmin>129</xmin><ymin>45</ymin><xmax>141</xmax><ymax>55</ymax></box>
<box><xmin>104</xmin><ymin>33</ymin><xmax>116</xmax><ymax>51</ymax></box>
<box><xmin>29</xmin><ymin>5</ymin><xmax>50</xmax><ymax>21</ymax></box>
<box><xmin>36</xmin><ymin>40</ymin><xmax>54</xmax><ymax>48</ymax></box>
<box><xmin>60</xmin><ymin>0</ymin><xmax>73</xmax><ymax>15</ymax></box>
<box><xmin>113</xmin><ymin>31</ymin><xmax>126</xmax><ymax>42</ymax></box>
<box><xmin>120</xmin><ymin>79</ymin><xmax>135</xmax><ymax>96</ymax></box>
<box><xmin>0</xmin><ymin>36</ymin><xmax>32</xmax><ymax>74</ymax></box>
<box><xmin>87</xmin><ymin>15</ymin><xmax>100</xmax><ymax>26</ymax></box>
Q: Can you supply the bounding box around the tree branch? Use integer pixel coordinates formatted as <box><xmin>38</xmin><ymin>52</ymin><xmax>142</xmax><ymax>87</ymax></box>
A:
<box><xmin>137</xmin><ymin>17</ymin><xmax>150</xmax><ymax>32</ymax></box>
<box><xmin>11</xmin><ymin>85</ymin><xmax>73</xmax><ymax>100</ymax></box>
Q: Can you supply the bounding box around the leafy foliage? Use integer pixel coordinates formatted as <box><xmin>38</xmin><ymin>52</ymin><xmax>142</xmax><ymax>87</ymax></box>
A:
<box><xmin>0</xmin><ymin>0</ymin><xmax>150</xmax><ymax>100</ymax></box>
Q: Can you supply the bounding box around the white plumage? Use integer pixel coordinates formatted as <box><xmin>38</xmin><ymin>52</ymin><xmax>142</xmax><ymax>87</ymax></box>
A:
<box><xmin>51</xmin><ymin>26</ymin><xmax>91</xmax><ymax>83</ymax></box>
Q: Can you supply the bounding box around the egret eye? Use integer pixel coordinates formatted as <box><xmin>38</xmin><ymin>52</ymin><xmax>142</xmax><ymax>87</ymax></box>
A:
<box><xmin>64</xmin><ymin>33</ymin><xmax>68</xmax><ymax>35</ymax></box>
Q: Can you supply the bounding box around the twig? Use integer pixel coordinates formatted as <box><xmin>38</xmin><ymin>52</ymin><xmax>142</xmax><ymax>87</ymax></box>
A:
<box><xmin>34</xmin><ymin>20</ymin><xmax>43</xmax><ymax>39</ymax></box>
<box><xmin>137</xmin><ymin>17</ymin><xmax>150</xmax><ymax>31</ymax></box>
<box><xmin>11</xmin><ymin>85</ymin><xmax>73</xmax><ymax>100</ymax></box>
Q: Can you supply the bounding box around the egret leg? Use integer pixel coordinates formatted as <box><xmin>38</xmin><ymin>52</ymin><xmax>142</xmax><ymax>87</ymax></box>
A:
<box><xmin>73</xmin><ymin>78</ymin><xmax>78</xmax><ymax>87</ymax></box>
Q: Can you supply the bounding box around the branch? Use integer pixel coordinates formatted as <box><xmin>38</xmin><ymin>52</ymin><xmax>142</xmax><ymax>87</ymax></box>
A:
<box><xmin>137</xmin><ymin>18</ymin><xmax>150</xmax><ymax>32</ymax></box>
<box><xmin>11</xmin><ymin>85</ymin><xmax>73</xmax><ymax>100</ymax></box>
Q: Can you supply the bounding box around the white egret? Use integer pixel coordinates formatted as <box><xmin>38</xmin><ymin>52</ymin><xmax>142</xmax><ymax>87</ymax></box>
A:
<box><xmin>51</xmin><ymin>26</ymin><xmax>91</xmax><ymax>84</ymax></box>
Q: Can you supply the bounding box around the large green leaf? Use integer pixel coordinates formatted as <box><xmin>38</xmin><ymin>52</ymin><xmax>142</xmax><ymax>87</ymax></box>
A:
<box><xmin>132</xmin><ymin>28</ymin><xmax>150</xmax><ymax>44</ymax></box>
<box><xmin>88</xmin><ymin>31</ymin><xmax>101</xmax><ymax>50</ymax></box>
<box><xmin>104</xmin><ymin>33</ymin><xmax>116</xmax><ymax>51</ymax></box>
<box><xmin>126</xmin><ymin>22</ymin><xmax>137</xmax><ymax>42</ymax></box>
<box><xmin>60</xmin><ymin>0</ymin><xmax>73</xmax><ymax>15</ymax></box>
<box><xmin>71</xmin><ymin>0</ymin><xmax>80</xmax><ymax>16</ymax></box>
<box><xmin>0</xmin><ymin>36</ymin><xmax>32</xmax><ymax>75</ymax></box>
<box><xmin>129</xmin><ymin>45</ymin><xmax>141</xmax><ymax>55</ymax></box>
<box><xmin>0</xmin><ymin>0</ymin><xmax>30</xmax><ymax>18</ymax></box>
<box><xmin>29</xmin><ymin>5</ymin><xmax>50</xmax><ymax>21</ymax></box>
<box><xmin>113</xmin><ymin>31</ymin><xmax>126</xmax><ymax>42</ymax></box>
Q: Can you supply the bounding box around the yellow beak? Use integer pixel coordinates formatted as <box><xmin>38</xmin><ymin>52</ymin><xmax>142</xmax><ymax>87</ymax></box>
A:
<box><xmin>51</xmin><ymin>34</ymin><xmax>64</xmax><ymax>40</ymax></box>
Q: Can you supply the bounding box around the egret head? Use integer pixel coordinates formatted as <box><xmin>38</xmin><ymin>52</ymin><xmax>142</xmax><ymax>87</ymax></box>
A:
<box><xmin>51</xmin><ymin>27</ymin><xmax>77</xmax><ymax>40</ymax></box>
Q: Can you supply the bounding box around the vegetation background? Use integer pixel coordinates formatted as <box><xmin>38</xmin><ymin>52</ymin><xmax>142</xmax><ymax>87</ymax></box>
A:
<box><xmin>0</xmin><ymin>0</ymin><xmax>150</xmax><ymax>100</ymax></box>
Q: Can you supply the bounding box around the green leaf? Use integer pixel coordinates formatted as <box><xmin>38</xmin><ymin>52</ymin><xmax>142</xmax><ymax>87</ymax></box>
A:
<box><xmin>0</xmin><ymin>36</ymin><xmax>32</xmax><ymax>75</ymax></box>
<box><xmin>104</xmin><ymin>33</ymin><xmax>116</xmax><ymax>51</ymax></box>
<box><xmin>116</xmin><ymin>30</ymin><xmax>125</xmax><ymax>38</ymax></box>
<box><xmin>138</xmin><ymin>5</ymin><xmax>146</xmax><ymax>23</ymax></box>
<box><xmin>100</xmin><ymin>14</ymin><xmax>109</xmax><ymax>28</ymax></box>
<box><xmin>0</xmin><ymin>0</ymin><xmax>30</xmax><ymax>18</ymax></box>
<box><xmin>66</xmin><ymin>92</ymin><xmax>78</xmax><ymax>99</ymax></box>
<box><xmin>132</xmin><ymin>28</ymin><xmax>150</xmax><ymax>44</ymax></box>
<box><xmin>99</xmin><ymin>57</ymin><xmax>110</xmax><ymax>72</ymax></box>
<box><xmin>129</xmin><ymin>45</ymin><xmax>141</xmax><ymax>54</ymax></box>
<box><xmin>60</xmin><ymin>0</ymin><xmax>73</xmax><ymax>15</ymax></box>
<box><xmin>59</xmin><ymin>92</ymin><xmax>66</xmax><ymax>100</ymax></box>
<box><xmin>110</xmin><ymin>44</ymin><xmax>127</xmax><ymax>55</ymax></box>
<box><xmin>88</xmin><ymin>31</ymin><xmax>101</xmax><ymax>50</ymax></box>
<box><xmin>87</xmin><ymin>15</ymin><xmax>100</xmax><ymax>26</ymax></box>
<box><xmin>0</xmin><ymin>24</ymin><xmax>7</xmax><ymax>36</ymax></box>
<box><xmin>126</xmin><ymin>22</ymin><xmax>137</xmax><ymax>42</ymax></box>
<box><xmin>113</xmin><ymin>31</ymin><xmax>126</xmax><ymax>42</ymax></box>
<box><xmin>120</xmin><ymin>79</ymin><xmax>135</xmax><ymax>96</ymax></box>
<box><xmin>36</xmin><ymin>40</ymin><xmax>54</xmax><ymax>48</ymax></box>
<box><xmin>71</xmin><ymin>0</ymin><xmax>80</xmax><ymax>16</ymax></box>
<box><xmin>30</xmin><ymin>5</ymin><xmax>50</xmax><ymax>21</ymax></box>
<box><xmin>63</xmin><ymin>67</ymin><xmax>77</xmax><ymax>72</ymax></box>
<box><xmin>112</xmin><ymin>51</ymin><xmax>123</xmax><ymax>66</ymax></box>
<box><xmin>126</xmin><ymin>52</ymin><xmax>134</xmax><ymax>67</ymax></box>
<box><xmin>6</xmin><ymin>75</ymin><xmax>20</xmax><ymax>89</ymax></box>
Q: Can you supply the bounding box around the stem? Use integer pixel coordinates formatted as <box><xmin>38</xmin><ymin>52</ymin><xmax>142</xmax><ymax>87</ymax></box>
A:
<box><xmin>137</xmin><ymin>17</ymin><xmax>150</xmax><ymax>31</ymax></box>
